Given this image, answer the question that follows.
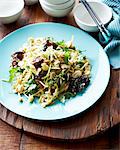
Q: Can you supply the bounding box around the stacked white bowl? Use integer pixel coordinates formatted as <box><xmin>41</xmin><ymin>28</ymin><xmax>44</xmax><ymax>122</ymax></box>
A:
<box><xmin>39</xmin><ymin>0</ymin><xmax>75</xmax><ymax>17</ymax></box>
<box><xmin>0</xmin><ymin>0</ymin><xmax>24</xmax><ymax>24</ymax></box>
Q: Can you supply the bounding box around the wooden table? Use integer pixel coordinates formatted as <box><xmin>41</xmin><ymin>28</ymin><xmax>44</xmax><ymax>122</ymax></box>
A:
<box><xmin>0</xmin><ymin>119</ymin><xmax>119</xmax><ymax>150</ymax></box>
<box><xmin>0</xmin><ymin>3</ymin><xmax>120</xmax><ymax>150</ymax></box>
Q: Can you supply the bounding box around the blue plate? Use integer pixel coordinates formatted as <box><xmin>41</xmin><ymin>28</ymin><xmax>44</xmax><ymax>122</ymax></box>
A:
<box><xmin>0</xmin><ymin>23</ymin><xmax>110</xmax><ymax>120</ymax></box>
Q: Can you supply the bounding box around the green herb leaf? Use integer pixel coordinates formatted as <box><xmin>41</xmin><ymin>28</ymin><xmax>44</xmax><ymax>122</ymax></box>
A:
<box><xmin>64</xmin><ymin>92</ymin><xmax>75</xmax><ymax>99</ymax></box>
<box><xmin>28</xmin><ymin>84</ymin><xmax>37</xmax><ymax>92</ymax></box>
<box><xmin>64</xmin><ymin>51</ymin><xmax>70</xmax><ymax>64</ymax></box>
<box><xmin>28</xmin><ymin>79</ymin><xmax>35</xmax><ymax>84</ymax></box>
<box><xmin>47</xmin><ymin>37</ymin><xmax>54</xmax><ymax>41</ymax></box>
<box><xmin>3</xmin><ymin>67</ymin><xmax>22</xmax><ymax>83</ymax></box>
<box><xmin>63</xmin><ymin>47</ymin><xmax>69</xmax><ymax>52</ymax></box>
<box><xmin>25</xmin><ymin>86</ymin><xmax>38</xmax><ymax>95</ymax></box>
<box><xmin>8</xmin><ymin>67</ymin><xmax>19</xmax><ymax>82</ymax></box>
<box><xmin>78</xmin><ymin>61</ymin><xmax>84</xmax><ymax>67</ymax></box>
<box><xmin>48</xmin><ymin>80</ymin><xmax>54</xmax><ymax>86</ymax></box>
<box><xmin>56</xmin><ymin>40</ymin><xmax>66</xmax><ymax>47</ymax></box>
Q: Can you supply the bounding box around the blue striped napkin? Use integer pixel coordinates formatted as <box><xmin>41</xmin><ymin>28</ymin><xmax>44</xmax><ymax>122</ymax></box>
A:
<box><xmin>102</xmin><ymin>0</ymin><xmax>120</xmax><ymax>69</ymax></box>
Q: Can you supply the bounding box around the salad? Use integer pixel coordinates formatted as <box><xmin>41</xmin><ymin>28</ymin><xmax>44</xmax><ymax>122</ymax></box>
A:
<box><xmin>8</xmin><ymin>37</ymin><xmax>91</xmax><ymax>107</ymax></box>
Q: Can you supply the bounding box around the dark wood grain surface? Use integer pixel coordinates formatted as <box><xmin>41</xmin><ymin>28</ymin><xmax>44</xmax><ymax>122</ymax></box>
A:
<box><xmin>0</xmin><ymin>119</ymin><xmax>119</xmax><ymax>150</ymax></box>
<box><xmin>0</xmin><ymin>3</ymin><xmax>120</xmax><ymax>149</ymax></box>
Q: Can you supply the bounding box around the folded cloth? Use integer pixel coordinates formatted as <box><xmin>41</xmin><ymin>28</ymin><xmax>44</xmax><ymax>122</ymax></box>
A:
<box><xmin>102</xmin><ymin>0</ymin><xmax>120</xmax><ymax>69</ymax></box>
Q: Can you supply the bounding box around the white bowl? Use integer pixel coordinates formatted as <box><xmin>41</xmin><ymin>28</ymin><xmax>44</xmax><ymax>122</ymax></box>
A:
<box><xmin>40</xmin><ymin>1</ymin><xmax>75</xmax><ymax>17</ymax></box>
<box><xmin>0</xmin><ymin>0</ymin><xmax>24</xmax><ymax>24</ymax></box>
<box><xmin>25</xmin><ymin>0</ymin><xmax>38</xmax><ymax>5</ymax></box>
<box><xmin>44</xmin><ymin>0</ymin><xmax>69</xmax><ymax>5</ymax></box>
<box><xmin>74</xmin><ymin>1</ymin><xmax>112</xmax><ymax>32</ymax></box>
<box><xmin>40</xmin><ymin>0</ymin><xmax>75</xmax><ymax>10</ymax></box>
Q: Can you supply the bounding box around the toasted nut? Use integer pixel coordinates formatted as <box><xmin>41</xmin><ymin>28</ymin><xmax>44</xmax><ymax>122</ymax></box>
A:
<box><xmin>61</xmin><ymin>64</ymin><xmax>69</xmax><ymax>69</ymax></box>
<box><xmin>41</xmin><ymin>63</ymin><xmax>49</xmax><ymax>71</ymax></box>
<box><xmin>28</xmin><ymin>95</ymin><xmax>34</xmax><ymax>103</ymax></box>
<box><xmin>84</xmin><ymin>70</ymin><xmax>90</xmax><ymax>76</ymax></box>
<box><xmin>72</xmin><ymin>70</ymin><xmax>82</xmax><ymax>78</ymax></box>
<box><xmin>19</xmin><ymin>97</ymin><xmax>23</xmax><ymax>102</ymax></box>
